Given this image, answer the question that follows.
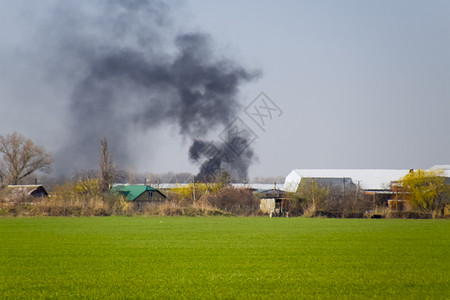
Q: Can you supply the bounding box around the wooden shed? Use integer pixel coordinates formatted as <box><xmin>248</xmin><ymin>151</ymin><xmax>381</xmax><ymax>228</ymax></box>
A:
<box><xmin>257</xmin><ymin>188</ymin><xmax>289</xmax><ymax>217</ymax></box>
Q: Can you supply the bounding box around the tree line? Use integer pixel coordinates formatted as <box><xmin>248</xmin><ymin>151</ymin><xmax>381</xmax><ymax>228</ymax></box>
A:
<box><xmin>0</xmin><ymin>132</ymin><xmax>449</xmax><ymax>218</ymax></box>
<box><xmin>0</xmin><ymin>132</ymin><xmax>260</xmax><ymax>216</ymax></box>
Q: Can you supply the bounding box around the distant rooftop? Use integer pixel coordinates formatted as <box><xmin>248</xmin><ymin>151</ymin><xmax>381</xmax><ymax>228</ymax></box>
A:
<box><xmin>284</xmin><ymin>169</ymin><xmax>410</xmax><ymax>192</ymax></box>
<box><xmin>283</xmin><ymin>167</ymin><xmax>450</xmax><ymax>192</ymax></box>
<box><xmin>430</xmin><ymin>165</ymin><xmax>450</xmax><ymax>170</ymax></box>
<box><xmin>146</xmin><ymin>183</ymin><xmax>284</xmax><ymax>191</ymax></box>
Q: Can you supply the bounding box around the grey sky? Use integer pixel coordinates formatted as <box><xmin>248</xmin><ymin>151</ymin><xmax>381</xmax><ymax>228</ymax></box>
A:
<box><xmin>0</xmin><ymin>1</ymin><xmax>449</xmax><ymax>179</ymax></box>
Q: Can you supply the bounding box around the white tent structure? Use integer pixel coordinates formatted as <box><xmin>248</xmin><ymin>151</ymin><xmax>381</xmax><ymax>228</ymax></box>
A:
<box><xmin>284</xmin><ymin>167</ymin><xmax>450</xmax><ymax>193</ymax></box>
<box><xmin>284</xmin><ymin>169</ymin><xmax>411</xmax><ymax>192</ymax></box>
<box><xmin>429</xmin><ymin>165</ymin><xmax>450</xmax><ymax>171</ymax></box>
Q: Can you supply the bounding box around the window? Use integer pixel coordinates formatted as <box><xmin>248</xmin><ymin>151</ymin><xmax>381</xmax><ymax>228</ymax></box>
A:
<box><xmin>148</xmin><ymin>191</ymin><xmax>153</xmax><ymax>199</ymax></box>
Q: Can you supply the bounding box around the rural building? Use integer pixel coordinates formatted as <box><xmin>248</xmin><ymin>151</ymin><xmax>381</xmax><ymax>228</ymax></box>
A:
<box><xmin>157</xmin><ymin>183</ymin><xmax>285</xmax><ymax>191</ymax></box>
<box><xmin>284</xmin><ymin>169</ymin><xmax>413</xmax><ymax>193</ymax></box>
<box><xmin>6</xmin><ymin>185</ymin><xmax>49</xmax><ymax>197</ymax></box>
<box><xmin>2</xmin><ymin>185</ymin><xmax>49</xmax><ymax>204</ymax></box>
<box><xmin>257</xmin><ymin>188</ymin><xmax>289</xmax><ymax>216</ymax></box>
<box><xmin>232</xmin><ymin>183</ymin><xmax>285</xmax><ymax>191</ymax></box>
<box><xmin>284</xmin><ymin>167</ymin><xmax>450</xmax><ymax>210</ymax></box>
<box><xmin>284</xmin><ymin>169</ymin><xmax>412</xmax><ymax>209</ymax></box>
<box><xmin>110</xmin><ymin>185</ymin><xmax>166</xmax><ymax>202</ymax></box>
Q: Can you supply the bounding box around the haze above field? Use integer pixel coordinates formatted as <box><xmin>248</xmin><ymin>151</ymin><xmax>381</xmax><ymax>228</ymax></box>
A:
<box><xmin>1</xmin><ymin>1</ymin><xmax>449</xmax><ymax>179</ymax></box>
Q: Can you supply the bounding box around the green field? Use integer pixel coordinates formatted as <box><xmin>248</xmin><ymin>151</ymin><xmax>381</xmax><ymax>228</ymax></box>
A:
<box><xmin>0</xmin><ymin>217</ymin><xmax>448</xmax><ymax>299</ymax></box>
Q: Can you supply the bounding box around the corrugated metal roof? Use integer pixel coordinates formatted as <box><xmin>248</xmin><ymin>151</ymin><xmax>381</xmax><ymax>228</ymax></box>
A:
<box><xmin>110</xmin><ymin>185</ymin><xmax>159</xmax><ymax>201</ymax></box>
<box><xmin>232</xmin><ymin>183</ymin><xmax>284</xmax><ymax>191</ymax></box>
<box><xmin>256</xmin><ymin>189</ymin><xmax>288</xmax><ymax>198</ymax></box>
<box><xmin>284</xmin><ymin>169</ymin><xmax>410</xmax><ymax>192</ymax></box>
<box><xmin>154</xmin><ymin>183</ymin><xmax>285</xmax><ymax>191</ymax></box>
<box><xmin>156</xmin><ymin>183</ymin><xmax>189</xmax><ymax>189</ymax></box>
<box><xmin>283</xmin><ymin>168</ymin><xmax>450</xmax><ymax>192</ymax></box>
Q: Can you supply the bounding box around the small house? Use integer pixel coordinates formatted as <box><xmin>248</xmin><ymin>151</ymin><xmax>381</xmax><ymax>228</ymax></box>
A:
<box><xmin>2</xmin><ymin>185</ymin><xmax>49</xmax><ymax>204</ymax></box>
<box><xmin>110</xmin><ymin>185</ymin><xmax>166</xmax><ymax>203</ymax></box>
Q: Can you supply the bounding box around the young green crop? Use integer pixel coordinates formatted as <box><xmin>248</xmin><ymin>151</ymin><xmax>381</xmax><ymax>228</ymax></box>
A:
<box><xmin>0</xmin><ymin>217</ymin><xmax>448</xmax><ymax>299</ymax></box>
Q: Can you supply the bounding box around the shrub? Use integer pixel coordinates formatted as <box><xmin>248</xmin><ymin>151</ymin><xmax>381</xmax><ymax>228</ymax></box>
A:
<box><xmin>201</xmin><ymin>187</ymin><xmax>259</xmax><ymax>215</ymax></box>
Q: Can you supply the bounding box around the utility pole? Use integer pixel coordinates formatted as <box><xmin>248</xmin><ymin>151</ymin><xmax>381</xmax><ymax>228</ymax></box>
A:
<box><xmin>312</xmin><ymin>182</ymin><xmax>316</xmax><ymax>212</ymax></box>
<box><xmin>193</xmin><ymin>176</ymin><xmax>196</xmax><ymax>203</ymax></box>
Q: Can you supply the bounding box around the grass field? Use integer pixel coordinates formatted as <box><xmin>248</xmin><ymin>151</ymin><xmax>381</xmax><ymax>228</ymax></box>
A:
<box><xmin>0</xmin><ymin>217</ymin><xmax>448</xmax><ymax>299</ymax></box>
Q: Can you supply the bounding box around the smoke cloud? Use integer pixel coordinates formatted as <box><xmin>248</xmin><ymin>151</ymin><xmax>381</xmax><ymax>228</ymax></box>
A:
<box><xmin>189</xmin><ymin>138</ymin><xmax>255</xmax><ymax>182</ymax></box>
<box><xmin>29</xmin><ymin>0</ymin><xmax>260</xmax><ymax>180</ymax></box>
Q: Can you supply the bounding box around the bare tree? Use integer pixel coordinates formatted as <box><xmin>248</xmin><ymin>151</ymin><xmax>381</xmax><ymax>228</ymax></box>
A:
<box><xmin>98</xmin><ymin>138</ymin><xmax>116</xmax><ymax>193</ymax></box>
<box><xmin>0</xmin><ymin>132</ymin><xmax>52</xmax><ymax>186</ymax></box>
<box><xmin>128</xmin><ymin>166</ymin><xmax>136</xmax><ymax>184</ymax></box>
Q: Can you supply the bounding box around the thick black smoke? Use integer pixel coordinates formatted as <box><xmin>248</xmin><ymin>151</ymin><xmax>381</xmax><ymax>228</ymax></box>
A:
<box><xmin>189</xmin><ymin>139</ymin><xmax>254</xmax><ymax>182</ymax></box>
<box><xmin>46</xmin><ymin>0</ymin><xmax>259</xmax><ymax>180</ymax></box>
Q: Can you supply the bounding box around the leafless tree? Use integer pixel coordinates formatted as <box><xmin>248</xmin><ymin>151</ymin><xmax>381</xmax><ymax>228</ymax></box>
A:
<box><xmin>0</xmin><ymin>132</ymin><xmax>52</xmax><ymax>186</ymax></box>
<box><xmin>128</xmin><ymin>166</ymin><xmax>137</xmax><ymax>184</ymax></box>
<box><xmin>98</xmin><ymin>138</ymin><xmax>116</xmax><ymax>193</ymax></box>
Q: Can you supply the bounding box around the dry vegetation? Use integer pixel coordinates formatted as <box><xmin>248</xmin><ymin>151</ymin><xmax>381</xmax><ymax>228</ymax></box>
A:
<box><xmin>1</xmin><ymin>174</ymin><xmax>449</xmax><ymax>218</ymax></box>
<box><xmin>0</xmin><ymin>180</ymin><xmax>257</xmax><ymax>217</ymax></box>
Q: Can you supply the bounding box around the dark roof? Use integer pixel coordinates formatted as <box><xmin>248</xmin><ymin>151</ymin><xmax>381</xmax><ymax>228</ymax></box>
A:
<box><xmin>257</xmin><ymin>188</ymin><xmax>288</xmax><ymax>198</ymax></box>
<box><xmin>6</xmin><ymin>185</ymin><xmax>48</xmax><ymax>197</ymax></box>
<box><xmin>110</xmin><ymin>185</ymin><xmax>165</xmax><ymax>201</ymax></box>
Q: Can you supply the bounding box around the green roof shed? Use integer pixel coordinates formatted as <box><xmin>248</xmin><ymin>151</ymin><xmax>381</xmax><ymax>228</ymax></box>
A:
<box><xmin>110</xmin><ymin>185</ymin><xmax>166</xmax><ymax>201</ymax></box>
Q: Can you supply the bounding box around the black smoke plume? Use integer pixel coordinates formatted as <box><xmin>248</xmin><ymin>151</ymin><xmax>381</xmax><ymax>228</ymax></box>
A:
<box><xmin>189</xmin><ymin>139</ymin><xmax>254</xmax><ymax>182</ymax></box>
<box><xmin>44</xmin><ymin>1</ymin><xmax>259</xmax><ymax>180</ymax></box>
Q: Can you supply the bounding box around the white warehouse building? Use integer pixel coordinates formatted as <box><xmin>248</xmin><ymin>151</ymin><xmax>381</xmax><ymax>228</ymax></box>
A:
<box><xmin>283</xmin><ymin>166</ymin><xmax>450</xmax><ymax>193</ymax></box>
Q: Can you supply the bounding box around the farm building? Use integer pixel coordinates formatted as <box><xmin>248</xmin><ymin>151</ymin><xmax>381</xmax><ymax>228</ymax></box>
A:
<box><xmin>284</xmin><ymin>167</ymin><xmax>450</xmax><ymax>193</ymax></box>
<box><xmin>6</xmin><ymin>185</ymin><xmax>49</xmax><ymax>197</ymax></box>
<box><xmin>110</xmin><ymin>185</ymin><xmax>166</xmax><ymax>202</ymax></box>
<box><xmin>284</xmin><ymin>168</ymin><xmax>450</xmax><ymax>209</ymax></box>
<box><xmin>284</xmin><ymin>169</ymin><xmax>412</xmax><ymax>193</ymax></box>
<box><xmin>156</xmin><ymin>183</ymin><xmax>285</xmax><ymax>191</ymax></box>
<box><xmin>284</xmin><ymin>169</ymin><xmax>412</xmax><ymax>208</ymax></box>
<box><xmin>232</xmin><ymin>183</ymin><xmax>284</xmax><ymax>191</ymax></box>
<box><xmin>257</xmin><ymin>188</ymin><xmax>289</xmax><ymax>216</ymax></box>
<box><xmin>430</xmin><ymin>165</ymin><xmax>450</xmax><ymax>183</ymax></box>
<box><xmin>2</xmin><ymin>185</ymin><xmax>49</xmax><ymax>204</ymax></box>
